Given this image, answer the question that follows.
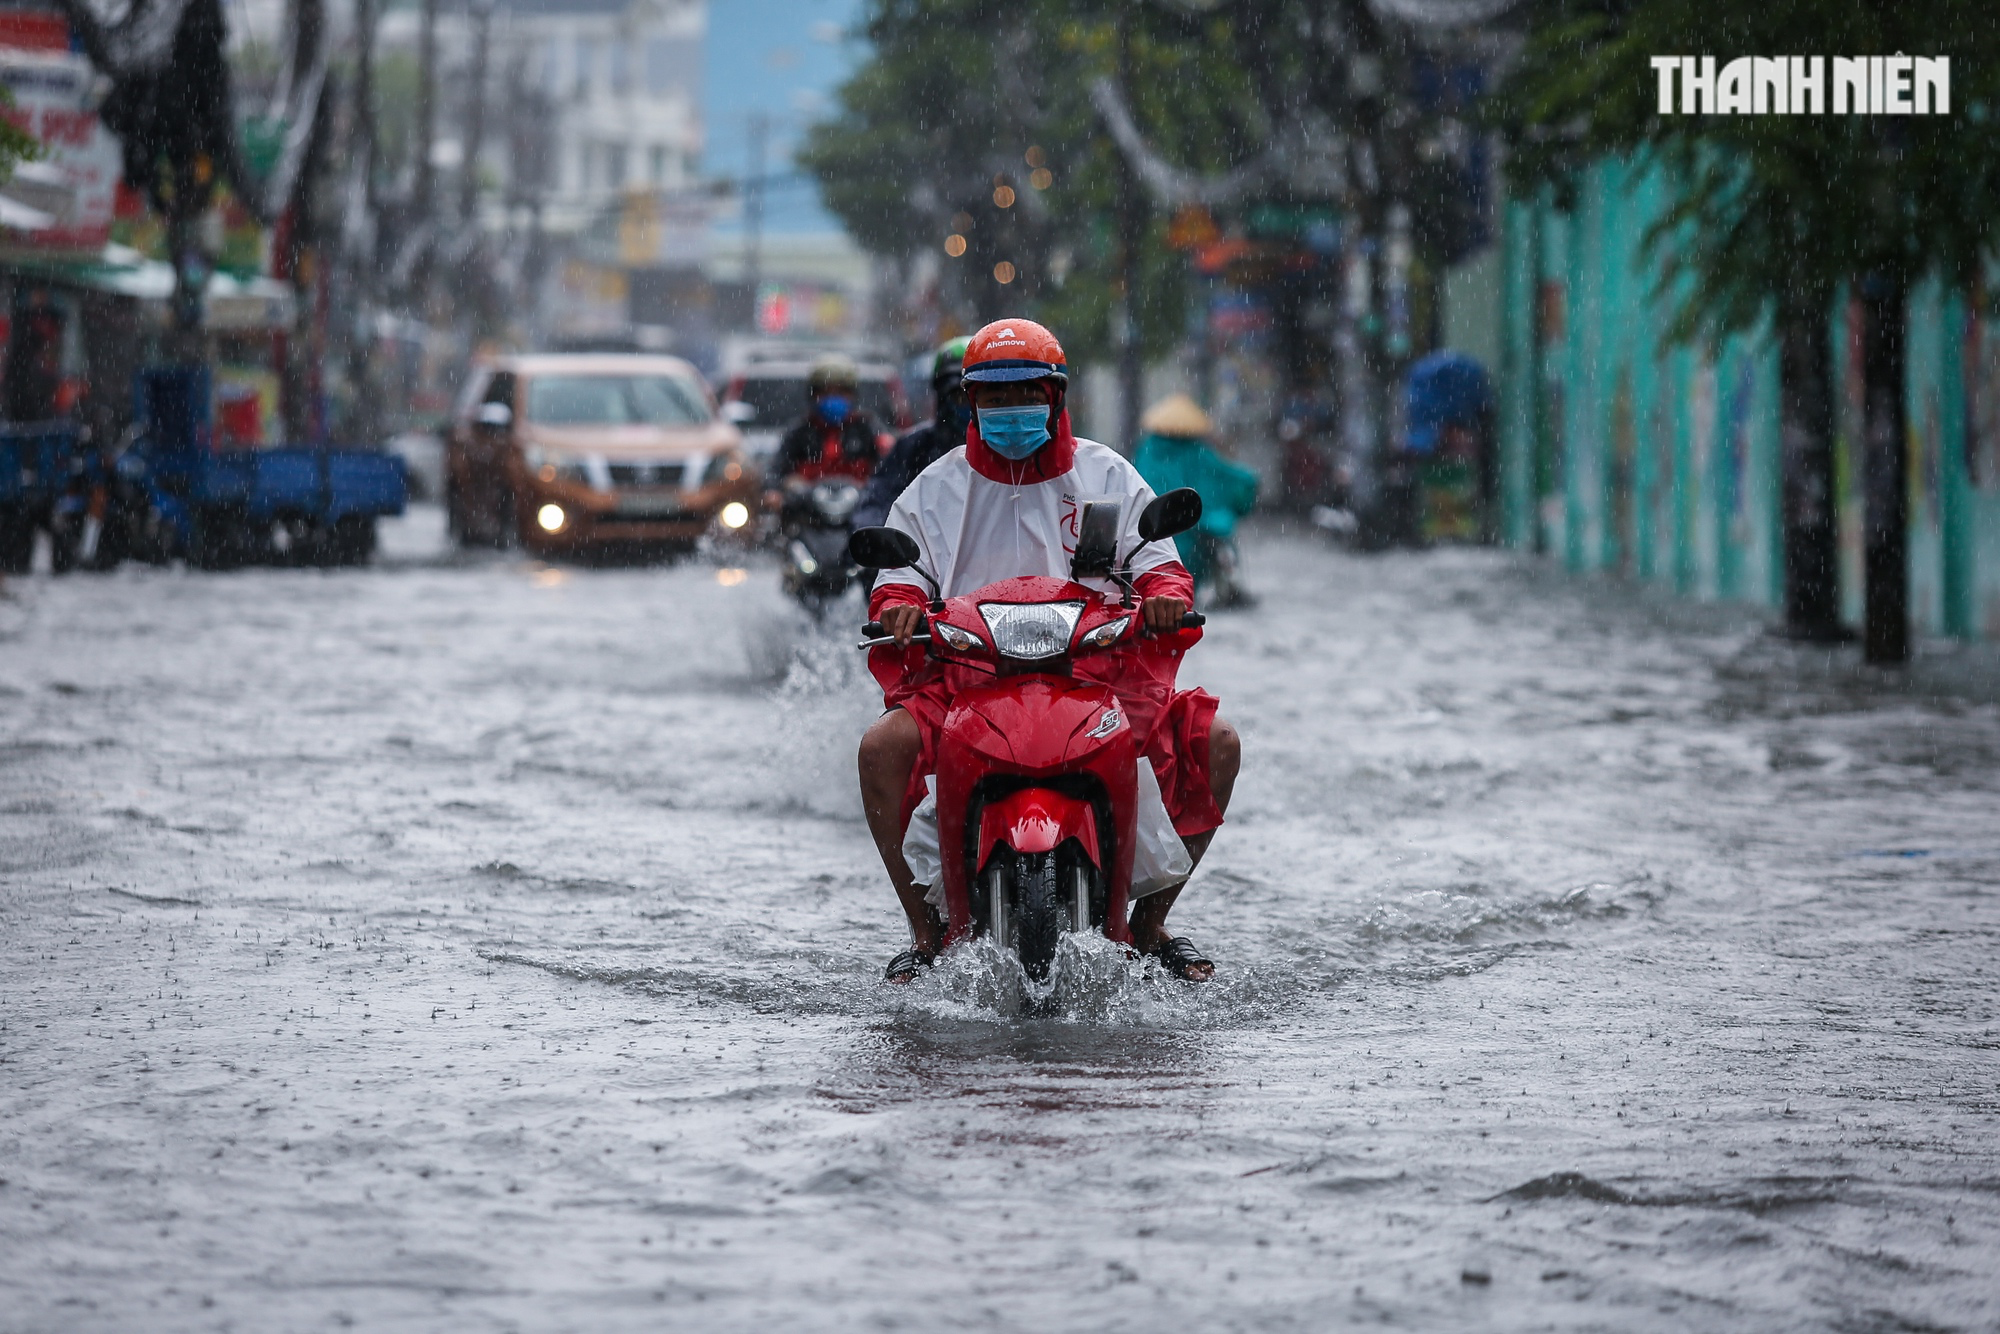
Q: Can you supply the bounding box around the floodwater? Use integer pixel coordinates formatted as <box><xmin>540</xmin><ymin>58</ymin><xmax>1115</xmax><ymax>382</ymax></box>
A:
<box><xmin>2</xmin><ymin>511</ymin><xmax>1998</xmax><ymax>1332</ymax></box>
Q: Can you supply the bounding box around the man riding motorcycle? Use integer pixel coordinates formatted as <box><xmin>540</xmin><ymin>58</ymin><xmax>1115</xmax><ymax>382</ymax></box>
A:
<box><xmin>767</xmin><ymin>356</ymin><xmax>884</xmax><ymax>509</ymax></box>
<box><xmin>857</xmin><ymin>318</ymin><xmax>1241</xmax><ymax>984</ymax></box>
<box><xmin>853</xmin><ymin>336</ymin><xmax>971</xmax><ymax>531</ymax></box>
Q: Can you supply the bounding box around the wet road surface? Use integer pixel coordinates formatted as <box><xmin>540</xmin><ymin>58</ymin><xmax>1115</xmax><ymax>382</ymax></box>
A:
<box><xmin>2</xmin><ymin>512</ymin><xmax>1998</xmax><ymax>1331</ymax></box>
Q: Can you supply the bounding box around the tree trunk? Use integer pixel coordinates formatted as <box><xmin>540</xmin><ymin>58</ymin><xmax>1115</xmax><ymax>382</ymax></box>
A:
<box><xmin>1778</xmin><ymin>302</ymin><xmax>1841</xmax><ymax>639</ymax></box>
<box><xmin>1860</xmin><ymin>274</ymin><xmax>1909</xmax><ymax>665</ymax></box>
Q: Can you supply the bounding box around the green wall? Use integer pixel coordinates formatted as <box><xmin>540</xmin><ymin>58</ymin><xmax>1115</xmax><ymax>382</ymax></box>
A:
<box><xmin>1498</xmin><ymin>161</ymin><xmax>2000</xmax><ymax>640</ymax></box>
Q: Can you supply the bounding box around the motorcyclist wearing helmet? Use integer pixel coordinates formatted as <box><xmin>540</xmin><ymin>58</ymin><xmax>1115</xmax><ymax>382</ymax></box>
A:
<box><xmin>852</xmin><ymin>337</ymin><xmax>971</xmax><ymax>532</ymax></box>
<box><xmin>767</xmin><ymin>356</ymin><xmax>884</xmax><ymax>508</ymax></box>
<box><xmin>857</xmin><ymin>318</ymin><xmax>1241</xmax><ymax>984</ymax></box>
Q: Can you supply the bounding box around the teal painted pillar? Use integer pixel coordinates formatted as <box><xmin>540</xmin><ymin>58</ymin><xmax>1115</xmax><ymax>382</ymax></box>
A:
<box><xmin>1630</xmin><ymin>165</ymin><xmax>1664</xmax><ymax>583</ymax></box>
<box><xmin>1670</xmin><ymin>342</ymin><xmax>1696</xmax><ymax>594</ymax></box>
<box><xmin>1600</xmin><ymin>158</ymin><xmax>1633</xmax><ymax>575</ymax></box>
<box><xmin>1499</xmin><ymin>197</ymin><xmax>1542</xmax><ymax>550</ymax></box>
<box><xmin>1941</xmin><ymin>290</ymin><xmax>1975</xmax><ymax>637</ymax></box>
<box><xmin>1563</xmin><ymin>168</ymin><xmax>1602</xmax><ymax>573</ymax></box>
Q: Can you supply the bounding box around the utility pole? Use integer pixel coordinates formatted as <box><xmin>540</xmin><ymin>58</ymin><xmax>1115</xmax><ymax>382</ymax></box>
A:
<box><xmin>413</xmin><ymin>0</ymin><xmax>439</xmax><ymax>244</ymax></box>
<box><xmin>743</xmin><ymin>112</ymin><xmax>768</xmax><ymax>327</ymax></box>
<box><xmin>459</xmin><ymin>0</ymin><xmax>493</xmax><ymax>226</ymax></box>
<box><xmin>344</xmin><ymin>0</ymin><xmax>381</xmax><ymax>442</ymax></box>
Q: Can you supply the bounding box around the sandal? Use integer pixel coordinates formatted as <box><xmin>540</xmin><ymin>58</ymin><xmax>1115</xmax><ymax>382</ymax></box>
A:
<box><xmin>884</xmin><ymin>947</ymin><xmax>936</xmax><ymax>983</ymax></box>
<box><xmin>1148</xmin><ymin>936</ymin><xmax>1214</xmax><ymax>982</ymax></box>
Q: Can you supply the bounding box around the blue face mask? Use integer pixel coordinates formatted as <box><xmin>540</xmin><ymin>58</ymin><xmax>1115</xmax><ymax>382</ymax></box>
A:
<box><xmin>818</xmin><ymin>395</ymin><xmax>851</xmax><ymax>424</ymax></box>
<box><xmin>977</xmin><ymin>404</ymin><xmax>1051</xmax><ymax>459</ymax></box>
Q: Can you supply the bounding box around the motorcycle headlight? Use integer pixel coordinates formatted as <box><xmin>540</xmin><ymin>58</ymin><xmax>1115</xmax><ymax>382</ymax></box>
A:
<box><xmin>933</xmin><ymin>621</ymin><xmax>984</xmax><ymax>652</ymax></box>
<box><xmin>979</xmin><ymin>601</ymin><xmax>1083</xmax><ymax>661</ymax></box>
<box><xmin>1078</xmin><ymin>616</ymin><xmax>1132</xmax><ymax>650</ymax></box>
<box><xmin>813</xmin><ymin>481</ymin><xmax>860</xmax><ymax>522</ymax></box>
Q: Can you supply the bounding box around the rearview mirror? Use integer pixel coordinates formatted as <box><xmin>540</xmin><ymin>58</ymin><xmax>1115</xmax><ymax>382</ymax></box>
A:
<box><xmin>1138</xmin><ymin>487</ymin><xmax>1203</xmax><ymax>543</ymax></box>
<box><xmin>721</xmin><ymin>400</ymin><xmax>756</xmax><ymax>425</ymax></box>
<box><xmin>848</xmin><ymin>526</ymin><xmax>921</xmax><ymax>570</ymax></box>
<box><xmin>476</xmin><ymin>401</ymin><xmax>512</xmax><ymax>429</ymax></box>
<box><xmin>1069</xmin><ymin>501</ymin><xmax>1122</xmax><ymax>579</ymax></box>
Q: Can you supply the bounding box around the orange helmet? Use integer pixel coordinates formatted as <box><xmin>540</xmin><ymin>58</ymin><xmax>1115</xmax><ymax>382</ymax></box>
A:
<box><xmin>962</xmin><ymin>318</ymin><xmax>1067</xmax><ymax>386</ymax></box>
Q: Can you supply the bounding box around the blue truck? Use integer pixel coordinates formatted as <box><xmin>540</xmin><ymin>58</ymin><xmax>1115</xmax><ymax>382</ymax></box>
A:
<box><xmin>0</xmin><ymin>367</ymin><xmax>406</xmax><ymax>573</ymax></box>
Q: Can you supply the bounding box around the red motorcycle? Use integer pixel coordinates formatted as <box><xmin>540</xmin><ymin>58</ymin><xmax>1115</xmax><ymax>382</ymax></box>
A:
<box><xmin>849</xmin><ymin>489</ymin><xmax>1204</xmax><ymax>981</ymax></box>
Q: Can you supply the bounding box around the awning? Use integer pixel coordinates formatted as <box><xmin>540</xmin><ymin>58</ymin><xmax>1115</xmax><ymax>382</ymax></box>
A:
<box><xmin>0</xmin><ymin>192</ymin><xmax>55</xmax><ymax>231</ymax></box>
<box><xmin>0</xmin><ymin>243</ymin><xmax>296</xmax><ymax>330</ymax></box>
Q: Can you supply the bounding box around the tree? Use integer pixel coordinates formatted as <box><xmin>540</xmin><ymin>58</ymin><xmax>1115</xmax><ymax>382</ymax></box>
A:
<box><xmin>57</xmin><ymin>0</ymin><xmax>253</xmax><ymax>340</ymax></box>
<box><xmin>807</xmin><ymin>0</ymin><xmax>1501</xmax><ymax>471</ymax></box>
<box><xmin>799</xmin><ymin>1</ymin><xmax>1263</xmax><ymax>398</ymax></box>
<box><xmin>1495</xmin><ymin>1</ymin><xmax>2000</xmax><ymax>661</ymax></box>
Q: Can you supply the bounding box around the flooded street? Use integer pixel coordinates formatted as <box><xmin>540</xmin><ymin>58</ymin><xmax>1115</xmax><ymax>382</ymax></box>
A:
<box><xmin>3</xmin><ymin>512</ymin><xmax>1998</xmax><ymax>1332</ymax></box>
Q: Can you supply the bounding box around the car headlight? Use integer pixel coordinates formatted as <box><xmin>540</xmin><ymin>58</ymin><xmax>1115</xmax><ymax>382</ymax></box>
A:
<box><xmin>704</xmin><ymin>452</ymin><xmax>746</xmax><ymax>485</ymax></box>
<box><xmin>979</xmin><ymin>601</ymin><xmax>1083</xmax><ymax>661</ymax></box>
<box><xmin>933</xmin><ymin>621</ymin><xmax>984</xmax><ymax>652</ymax></box>
<box><xmin>537</xmin><ymin>503</ymin><xmax>567</xmax><ymax>532</ymax></box>
<box><xmin>719</xmin><ymin>501</ymin><xmax>750</xmax><ymax>529</ymax></box>
<box><xmin>1078</xmin><ymin>616</ymin><xmax>1132</xmax><ymax>650</ymax></box>
<box><xmin>523</xmin><ymin>446</ymin><xmax>588</xmax><ymax>485</ymax></box>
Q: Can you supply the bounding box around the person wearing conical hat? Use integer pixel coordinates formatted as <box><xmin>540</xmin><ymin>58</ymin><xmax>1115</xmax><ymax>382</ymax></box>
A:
<box><xmin>1132</xmin><ymin>393</ymin><xmax>1260</xmax><ymax>609</ymax></box>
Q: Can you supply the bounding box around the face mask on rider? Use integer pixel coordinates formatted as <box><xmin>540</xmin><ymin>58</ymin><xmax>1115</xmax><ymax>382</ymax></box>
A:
<box><xmin>818</xmin><ymin>394</ymin><xmax>851</xmax><ymax>424</ymax></box>
<box><xmin>976</xmin><ymin>404</ymin><xmax>1052</xmax><ymax>459</ymax></box>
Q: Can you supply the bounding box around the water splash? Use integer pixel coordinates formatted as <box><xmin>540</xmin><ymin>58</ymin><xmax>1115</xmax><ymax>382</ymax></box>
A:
<box><xmin>894</xmin><ymin>930</ymin><xmax>1280</xmax><ymax>1028</ymax></box>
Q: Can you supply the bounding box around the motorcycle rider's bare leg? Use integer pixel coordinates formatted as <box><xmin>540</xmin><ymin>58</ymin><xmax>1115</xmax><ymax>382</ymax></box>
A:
<box><xmin>1128</xmin><ymin>718</ymin><xmax>1239</xmax><ymax>978</ymax></box>
<box><xmin>858</xmin><ymin>707</ymin><xmax>944</xmax><ymax>959</ymax></box>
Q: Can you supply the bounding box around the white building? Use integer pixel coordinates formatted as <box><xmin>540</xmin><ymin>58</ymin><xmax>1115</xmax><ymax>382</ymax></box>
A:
<box><xmin>378</xmin><ymin>0</ymin><xmax>706</xmax><ymax>243</ymax></box>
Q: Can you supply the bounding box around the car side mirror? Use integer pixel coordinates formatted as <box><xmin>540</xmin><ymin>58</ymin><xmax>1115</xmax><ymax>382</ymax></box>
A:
<box><xmin>721</xmin><ymin>400</ymin><xmax>756</xmax><ymax>425</ymax></box>
<box><xmin>476</xmin><ymin>402</ymin><xmax>512</xmax><ymax>430</ymax></box>
<box><xmin>848</xmin><ymin>526</ymin><xmax>921</xmax><ymax>570</ymax></box>
<box><xmin>1138</xmin><ymin>487</ymin><xmax>1203</xmax><ymax>543</ymax></box>
<box><xmin>1069</xmin><ymin>501</ymin><xmax>1122</xmax><ymax>579</ymax></box>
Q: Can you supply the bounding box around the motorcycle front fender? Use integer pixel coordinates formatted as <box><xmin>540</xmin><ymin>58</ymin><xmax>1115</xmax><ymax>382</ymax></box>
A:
<box><xmin>977</xmin><ymin>787</ymin><xmax>1099</xmax><ymax>868</ymax></box>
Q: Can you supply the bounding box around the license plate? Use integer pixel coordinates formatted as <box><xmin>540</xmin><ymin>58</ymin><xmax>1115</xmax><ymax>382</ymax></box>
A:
<box><xmin>614</xmin><ymin>493</ymin><xmax>686</xmax><ymax>517</ymax></box>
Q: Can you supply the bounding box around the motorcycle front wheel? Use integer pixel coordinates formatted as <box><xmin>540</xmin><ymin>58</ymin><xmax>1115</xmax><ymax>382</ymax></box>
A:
<box><xmin>986</xmin><ymin>847</ymin><xmax>1092</xmax><ymax>983</ymax></box>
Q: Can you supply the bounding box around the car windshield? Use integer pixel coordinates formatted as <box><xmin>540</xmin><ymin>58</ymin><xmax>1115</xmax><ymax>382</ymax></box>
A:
<box><xmin>525</xmin><ymin>375</ymin><xmax>709</xmax><ymax>427</ymax></box>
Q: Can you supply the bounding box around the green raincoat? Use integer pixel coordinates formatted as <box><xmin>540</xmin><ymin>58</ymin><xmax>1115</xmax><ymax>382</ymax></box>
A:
<box><xmin>1131</xmin><ymin>432</ymin><xmax>1260</xmax><ymax>587</ymax></box>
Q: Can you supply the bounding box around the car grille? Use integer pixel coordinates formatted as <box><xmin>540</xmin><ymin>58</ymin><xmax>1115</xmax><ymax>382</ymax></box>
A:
<box><xmin>607</xmin><ymin>462</ymin><xmax>685</xmax><ymax>488</ymax></box>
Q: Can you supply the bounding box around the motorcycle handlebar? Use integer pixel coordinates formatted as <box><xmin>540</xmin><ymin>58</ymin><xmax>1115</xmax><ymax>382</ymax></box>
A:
<box><xmin>858</xmin><ymin>609</ymin><xmax>1201</xmax><ymax>652</ymax></box>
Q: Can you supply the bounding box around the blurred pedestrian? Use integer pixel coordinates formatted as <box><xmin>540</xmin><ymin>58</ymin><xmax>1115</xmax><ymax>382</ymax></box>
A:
<box><xmin>1132</xmin><ymin>393</ymin><xmax>1260</xmax><ymax>609</ymax></box>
